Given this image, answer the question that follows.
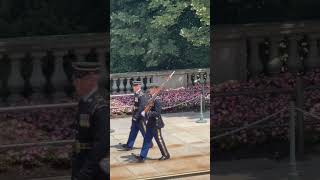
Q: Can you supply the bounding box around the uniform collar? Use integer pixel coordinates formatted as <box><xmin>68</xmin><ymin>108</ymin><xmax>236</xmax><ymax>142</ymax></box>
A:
<box><xmin>82</xmin><ymin>86</ymin><xmax>98</xmax><ymax>102</ymax></box>
<box><xmin>135</xmin><ymin>89</ymin><xmax>141</xmax><ymax>94</ymax></box>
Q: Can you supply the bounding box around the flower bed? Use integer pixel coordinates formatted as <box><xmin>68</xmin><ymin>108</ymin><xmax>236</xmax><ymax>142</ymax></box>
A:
<box><xmin>212</xmin><ymin>69</ymin><xmax>320</xmax><ymax>153</ymax></box>
<box><xmin>111</xmin><ymin>84</ymin><xmax>210</xmax><ymax>118</ymax></box>
<box><xmin>0</xmin><ymin>84</ymin><xmax>210</xmax><ymax>173</ymax></box>
<box><xmin>0</xmin><ymin>107</ymin><xmax>75</xmax><ymax>173</ymax></box>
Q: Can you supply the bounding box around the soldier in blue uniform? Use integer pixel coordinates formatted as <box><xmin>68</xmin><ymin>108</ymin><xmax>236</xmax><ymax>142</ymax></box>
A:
<box><xmin>122</xmin><ymin>80</ymin><xmax>153</xmax><ymax>150</ymax></box>
<box><xmin>134</xmin><ymin>83</ymin><xmax>170</xmax><ymax>162</ymax></box>
<box><xmin>71</xmin><ymin>62</ymin><xmax>108</xmax><ymax>180</ymax></box>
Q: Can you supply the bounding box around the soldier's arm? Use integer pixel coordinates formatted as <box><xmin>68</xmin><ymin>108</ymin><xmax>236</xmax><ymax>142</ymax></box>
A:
<box><xmin>147</xmin><ymin>99</ymin><xmax>161</xmax><ymax>118</ymax></box>
<box><xmin>76</xmin><ymin>104</ymin><xmax>108</xmax><ymax>180</ymax></box>
<box><xmin>134</xmin><ymin>95</ymin><xmax>147</xmax><ymax>120</ymax></box>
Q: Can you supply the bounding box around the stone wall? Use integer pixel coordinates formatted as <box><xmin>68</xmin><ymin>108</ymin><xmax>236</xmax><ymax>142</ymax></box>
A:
<box><xmin>110</xmin><ymin>68</ymin><xmax>210</xmax><ymax>94</ymax></box>
<box><xmin>212</xmin><ymin>21</ymin><xmax>320</xmax><ymax>84</ymax></box>
<box><xmin>0</xmin><ymin>33</ymin><xmax>108</xmax><ymax>100</ymax></box>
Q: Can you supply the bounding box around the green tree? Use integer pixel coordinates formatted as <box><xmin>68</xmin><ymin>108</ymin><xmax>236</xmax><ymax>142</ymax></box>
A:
<box><xmin>148</xmin><ymin>0</ymin><xmax>210</xmax><ymax>47</ymax></box>
<box><xmin>111</xmin><ymin>0</ymin><xmax>210</xmax><ymax>73</ymax></box>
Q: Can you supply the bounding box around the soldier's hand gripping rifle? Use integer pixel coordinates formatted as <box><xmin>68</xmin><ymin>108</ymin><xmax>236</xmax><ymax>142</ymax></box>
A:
<box><xmin>143</xmin><ymin>71</ymin><xmax>175</xmax><ymax>113</ymax></box>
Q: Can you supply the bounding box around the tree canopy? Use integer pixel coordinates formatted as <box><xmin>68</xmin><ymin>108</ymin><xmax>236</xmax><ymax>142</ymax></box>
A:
<box><xmin>110</xmin><ymin>0</ymin><xmax>210</xmax><ymax>73</ymax></box>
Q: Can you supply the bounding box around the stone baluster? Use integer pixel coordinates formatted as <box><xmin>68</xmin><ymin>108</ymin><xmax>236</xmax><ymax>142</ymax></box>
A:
<box><xmin>129</xmin><ymin>77</ymin><xmax>134</xmax><ymax>92</ymax></box>
<box><xmin>30</xmin><ymin>52</ymin><xmax>46</xmax><ymax>100</ymax></box>
<box><xmin>186</xmin><ymin>73</ymin><xmax>190</xmax><ymax>88</ymax></box>
<box><xmin>122</xmin><ymin>78</ymin><xmax>128</xmax><ymax>92</ymax></box>
<box><xmin>248</xmin><ymin>37</ymin><xmax>263</xmax><ymax>76</ymax></box>
<box><xmin>306</xmin><ymin>35</ymin><xmax>319</xmax><ymax>69</ymax></box>
<box><xmin>52</xmin><ymin>51</ymin><xmax>67</xmax><ymax>90</ymax></box>
<box><xmin>111</xmin><ymin>78</ymin><xmax>117</xmax><ymax>93</ymax></box>
<box><xmin>116</xmin><ymin>78</ymin><xmax>121</xmax><ymax>92</ymax></box>
<box><xmin>95</xmin><ymin>49</ymin><xmax>108</xmax><ymax>95</ymax></box>
<box><xmin>268</xmin><ymin>37</ymin><xmax>281</xmax><ymax>73</ymax></box>
<box><xmin>288</xmin><ymin>35</ymin><xmax>299</xmax><ymax>72</ymax></box>
<box><xmin>8</xmin><ymin>53</ymin><xmax>24</xmax><ymax>95</ymax></box>
<box><xmin>52</xmin><ymin>51</ymin><xmax>68</xmax><ymax>99</ymax></box>
<box><xmin>118</xmin><ymin>78</ymin><xmax>125</xmax><ymax>92</ymax></box>
<box><xmin>145</xmin><ymin>75</ymin><xmax>152</xmax><ymax>90</ymax></box>
<box><xmin>97</xmin><ymin>49</ymin><xmax>107</xmax><ymax>74</ymax></box>
<box><xmin>142</xmin><ymin>76</ymin><xmax>147</xmax><ymax>91</ymax></box>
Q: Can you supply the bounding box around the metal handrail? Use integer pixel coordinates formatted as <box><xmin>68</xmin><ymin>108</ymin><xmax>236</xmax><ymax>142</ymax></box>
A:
<box><xmin>212</xmin><ymin>88</ymin><xmax>293</xmax><ymax>97</ymax></box>
<box><xmin>0</xmin><ymin>140</ymin><xmax>74</xmax><ymax>150</ymax></box>
<box><xmin>0</xmin><ymin>103</ymin><xmax>77</xmax><ymax>112</ymax></box>
<box><xmin>212</xmin><ymin>84</ymin><xmax>320</xmax><ymax>98</ymax></box>
<box><xmin>211</xmin><ymin>108</ymin><xmax>287</xmax><ymax>140</ymax></box>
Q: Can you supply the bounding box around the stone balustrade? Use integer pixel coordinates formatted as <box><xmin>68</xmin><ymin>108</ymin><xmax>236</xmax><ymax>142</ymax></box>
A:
<box><xmin>0</xmin><ymin>33</ymin><xmax>108</xmax><ymax>101</ymax></box>
<box><xmin>110</xmin><ymin>68</ymin><xmax>210</xmax><ymax>94</ymax></box>
<box><xmin>0</xmin><ymin>33</ymin><xmax>209</xmax><ymax>100</ymax></box>
<box><xmin>212</xmin><ymin>20</ymin><xmax>320</xmax><ymax>84</ymax></box>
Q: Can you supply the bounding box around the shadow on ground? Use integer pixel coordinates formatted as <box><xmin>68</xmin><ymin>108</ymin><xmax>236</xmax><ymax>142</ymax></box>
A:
<box><xmin>212</xmin><ymin>154</ymin><xmax>320</xmax><ymax>180</ymax></box>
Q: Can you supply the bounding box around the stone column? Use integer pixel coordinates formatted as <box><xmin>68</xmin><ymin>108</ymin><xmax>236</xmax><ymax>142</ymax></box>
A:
<box><xmin>8</xmin><ymin>53</ymin><xmax>24</xmax><ymax>93</ymax></box>
<box><xmin>30</xmin><ymin>52</ymin><xmax>46</xmax><ymax>101</ymax></box>
<box><xmin>288</xmin><ymin>35</ymin><xmax>299</xmax><ymax>72</ymax></box>
<box><xmin>248</xmin><ymin>37</ymin><xmax>262</xmax><ymax>76</ymax></box>
<box><xmin>111</xmin><ymin>78</ymin><xmax>117</xmax><ymax>93</ymax></box>
<box><xmin>52</xmin><ymin>50</ymin><xmax>68</xmax><ymax>100</ymax></box>
<box><xmin>306</xmin><ymin>35</ymin><xmax>319</xmax><ymax>69</ymax></box>
<box><xmin>7</xmin><ymin>53</ymin><xmax>24</xmax><ymax>101</ymax></box>
<box><xmin>123</xmin><ymin>77</ymin><xmax>129</xmax><ymax>92</ymax></box>
<box><xmin>97</xmin><ymin>48</ymin><xmax>107</xmax><ymax>74</ymax></box>
<box><xmin>268</xmin><ymin>37</ymin><xmax>281</xmax><ymax>73</ymax></box>
<box><xmin>118</xmin><ymin>78</ymin><xmax>125</xmax><ymax>93</ymax></box>
<box><xmin>96</xmin><ymin>49</ymin><xmax>108</xmax><ymax>95</ymax></box>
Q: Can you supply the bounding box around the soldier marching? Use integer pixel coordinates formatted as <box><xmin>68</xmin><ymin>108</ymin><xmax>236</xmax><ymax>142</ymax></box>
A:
<box><xmin>121</xmin><ymin>80</ymin><xmax>153</xmax><ymax>151</ymax></box>
<box><xmin>133</xmin><ymin>82</ymin><xmax>170</xmax><ymax>162</ymax></box>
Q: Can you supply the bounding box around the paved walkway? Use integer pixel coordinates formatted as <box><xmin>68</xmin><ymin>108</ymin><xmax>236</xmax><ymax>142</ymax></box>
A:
<box><xmin>212</xmin><ymin>155</ymin><xmax>320</xmax><ymax>180</ymax></box>
<box><xmin>110</xmin><ymin>112</ymin><xmax>210</xmax><ymax>180</ymax></box>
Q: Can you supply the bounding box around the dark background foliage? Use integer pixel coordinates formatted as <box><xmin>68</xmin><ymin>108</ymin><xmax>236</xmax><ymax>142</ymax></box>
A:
<box><xmin>214</xmin><ymin>0</ymin><xmax>320</xmax><ymax>24</ymax></box>
<box><xmin>0</xmin><ymin>0</ymin><xmax>107</xmax><ymax>38</ymax></box>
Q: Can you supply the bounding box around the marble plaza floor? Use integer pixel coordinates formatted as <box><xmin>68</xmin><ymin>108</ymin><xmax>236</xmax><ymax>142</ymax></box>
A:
<box><xmin>110</xmin><ymin>111</ymin><xmax>210</xmax><ymax>180</ymax></box>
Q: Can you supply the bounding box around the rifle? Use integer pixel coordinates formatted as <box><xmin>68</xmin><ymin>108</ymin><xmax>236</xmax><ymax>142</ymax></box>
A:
<box><xmin>143</xmin><ymin>71</ymin><xmax>175</xmax><ymax>113</ymax></box>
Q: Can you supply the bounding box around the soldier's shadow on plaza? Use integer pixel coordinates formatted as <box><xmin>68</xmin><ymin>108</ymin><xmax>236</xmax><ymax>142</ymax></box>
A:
<box><xmin>119</xmin><ymin>154</ymin><xmax>157</xmax><ymax>163</ymax></box>
<box><xmin>110</xmin><ymin>143</ymin><xmax>139</xmax><ymax>151</ymax></box>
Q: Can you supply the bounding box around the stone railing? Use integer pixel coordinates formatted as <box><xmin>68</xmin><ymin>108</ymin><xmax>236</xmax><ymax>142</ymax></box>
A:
<box><xmin>0</xmin><ymin>33</ymin><xmax>107</xmax><ymax>101</ymax></box>
<box><xmin>0</xmin><ymin>33</ymin><xmax>209</xmax><ymax>100</ymax></box>
<box><xmin>212</xmin><ymin>20</ymin><xmax>320</xmax><ymax>84</ymax></box>
<box><xmin>110</xmin><ymin>68</ymin><xmax>210</xmax><ymax>94</ymax></box>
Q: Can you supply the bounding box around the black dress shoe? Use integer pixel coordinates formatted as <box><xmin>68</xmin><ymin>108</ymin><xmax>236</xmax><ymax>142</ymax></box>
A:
<box><xmin>133</xmin><ymin>154</ymin><xmax>145</xmax><ymax>163</ymax></box>
<box><xmin>158</xmin><ymin>155</ymin><xmax>170</xmax><ymax>160</ymax></box>
<box><xmin>121</xmin><ymin>144</ymin><xmax>132</xmax><ymax>151</ymax></box>
<box><xmin>121</xmin><ymin>144</ymin><xmax>127</xmax><ymax>148</ymax></box>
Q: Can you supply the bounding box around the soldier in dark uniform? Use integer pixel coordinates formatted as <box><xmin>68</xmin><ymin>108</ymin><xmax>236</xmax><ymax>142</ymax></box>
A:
<box><xmin>134</xmin><ymin>83</ymin><xmax>170</xmax><ymax>162</ymax></box>
<box><xmin>121</xmin><ymin>80</ymin><xmax>153</xmax><ymax>150</ymax></box>
<box><xmin>71</xmin><ymin>62</ymin><xmax>108</xmax><ymax>180</ymax></box>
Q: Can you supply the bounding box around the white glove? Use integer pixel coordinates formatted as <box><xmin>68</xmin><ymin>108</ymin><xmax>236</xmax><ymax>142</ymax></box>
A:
<box><xmin>141</xmin><ymin>111</ymin><xmax>146</xmax><ymax>117</ymax></box>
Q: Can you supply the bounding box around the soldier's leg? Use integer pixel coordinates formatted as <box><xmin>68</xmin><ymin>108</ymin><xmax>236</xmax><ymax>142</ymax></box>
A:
<box><xmin>138</xmin><ymin>119</ymin><xmax>147</xmax><ymax>136</ymax></box>
<box><xmin>139</xmin><ymin>119</ymin><xmax>154</xmax><ymax>148</ymax></box>
<box><xmin>153</xmin><ymin>128</ymin><xmax>170</xmax><ymax>158</ymax></box>
<box><xmin>126</xmin><ymin>120</ymin><xmax>140</xmax><ymax>148</ymax></box>
<box><xmin>140</xmin><ymin>127</ymin><xmax>154</xmax><ymax>160</ymax></box>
